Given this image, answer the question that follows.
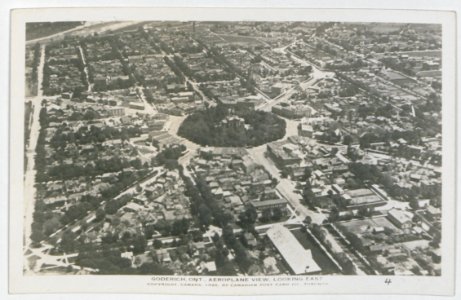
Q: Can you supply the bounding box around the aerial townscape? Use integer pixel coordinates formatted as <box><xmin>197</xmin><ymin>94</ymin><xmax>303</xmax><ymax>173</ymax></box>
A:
<box><xmin>24</xmin><ymin>21</ymin><xmax>442</xmax><ymax>277</ymax></box>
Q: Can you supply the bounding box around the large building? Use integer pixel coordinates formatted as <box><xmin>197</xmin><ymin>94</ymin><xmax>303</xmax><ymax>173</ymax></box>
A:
<box><xmin>340</xmin><ymin>188</ymin><xmax>387</xmax><ymax>213</ymax></box>
<box><xmin>129</xmin><ymin>101</ymin><xmax>145</xmax><ymax>110</ymax></box>
<box><xmin>298</xmin><ymin>123</ymin><xmax>314</xmax><ymax>138</ymax></box>
<box><xmin>217</xmin><ymin>98</ymin><xmax>256</xmax><ymax>110</ymax></box>
<box><xmin>250</xmin><ymin>198</ymin><xmax>288</xmax><ymax>217</ymax></box>
<box><xmin>272</xmin><ymin>103</ymin><xmax>312</xmax><ymax>119</ymax></box>
<box><xmin>266</xmin><ymin>224</ymin><xmax>322</xmax><ymax>275</ymax></box>
<box><xmin>108</xmin><ymin>107</ymin><xmax>125</xmax><ymax>117</ymax></box>
<box><xmin>266</xmin><ymin>141</ymin><xmax>302</xmax><ymax>169</ymax></box>
<box><xmin>387</xmin><ymin>208</ymin><xmax>413</xmax><ymax>230</ymax></box>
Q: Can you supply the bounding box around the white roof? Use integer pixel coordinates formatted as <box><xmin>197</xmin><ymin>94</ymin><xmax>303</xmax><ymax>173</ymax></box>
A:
<box><xmin>266</xmin><ymin>224</ymin><xmax>321</xmax><ymax>275</ymax></box>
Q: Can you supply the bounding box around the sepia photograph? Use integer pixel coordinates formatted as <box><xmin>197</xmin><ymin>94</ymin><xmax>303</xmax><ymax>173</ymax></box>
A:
<box><xmin>7</xmin><ymin>5</ymin><xmax>457</xmax><ymax>296</ymax></box>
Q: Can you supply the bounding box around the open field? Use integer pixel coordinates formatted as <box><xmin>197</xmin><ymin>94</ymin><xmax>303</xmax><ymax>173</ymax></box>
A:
<box><xmin>26</xmin><ymin>22</ymin><xmax>83</xmax><ymax>41</ymax></box>
<box><xmin>366</xmin><ymin>23</ymin><xmax>403</xmax><ymax>33</ymax></box>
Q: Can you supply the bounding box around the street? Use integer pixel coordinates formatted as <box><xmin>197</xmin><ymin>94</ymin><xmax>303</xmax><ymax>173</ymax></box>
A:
<box><xmin>23</xmin><ymin>44</ymin><xmax>45</xmax><ymax>255</ymax></box>
<box><xmin>246</xmin><ymin>144</ymin><xmax>327</xmax><ymax>225</ymax></box>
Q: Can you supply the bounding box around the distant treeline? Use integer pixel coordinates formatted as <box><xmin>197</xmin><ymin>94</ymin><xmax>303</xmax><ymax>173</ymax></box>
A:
<box><xmin>26</xmin><ymin>22</ymin><xmax>84</xmax><ymax>41</ymax></box>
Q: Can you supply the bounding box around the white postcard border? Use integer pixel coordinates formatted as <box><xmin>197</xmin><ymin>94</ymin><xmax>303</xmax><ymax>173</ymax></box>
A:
<box><xmin>8</xmin><ymin>7</ymin><xmax>457</xmax><ymax>296</ymax></box>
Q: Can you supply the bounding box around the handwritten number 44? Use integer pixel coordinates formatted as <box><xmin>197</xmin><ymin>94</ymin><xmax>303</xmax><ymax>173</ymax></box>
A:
<box><xmin>385</xmin><ymin>279</ymin><xmax>392</xmax><ymax>285</ymax></box>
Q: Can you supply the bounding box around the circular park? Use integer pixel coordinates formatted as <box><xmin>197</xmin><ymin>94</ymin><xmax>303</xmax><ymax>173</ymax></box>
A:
<box><xmin>177</xmin><ymin>105</ymin><xmax>286</xmax><ymax>148</ymax></box>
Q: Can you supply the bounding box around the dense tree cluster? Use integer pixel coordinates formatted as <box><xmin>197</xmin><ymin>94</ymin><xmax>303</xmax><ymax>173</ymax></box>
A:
<box><xmin>75</xmin><ymin>247</ymin><xmax>174</xmax><ymax>275</ymax></box>
<box><xmin>172</xmin><ymin>54</ymin><xmax>235</xmax><ymax>82</ymax></box>
<box><xmin>180</xmin><ymin>169</ymin><xmax>234</xmax><ymax>230</ymax></box>
<box><xmin>30</xmin><ymin>109</ymin><xmax>151</xmax><ymax>244</ymax></box>
<box><xmin>154</xmin><ymin>144</ymin><xmax>186</xmax><ymax>170</ymax></box>
<box><xmin>42</xmin><ymin>44</ymin><xmax>88</xmax><ymax>95</ymax></box>
<box><xmin>35</xmin><ymin>112</ymin><xmax>144</xmax><ymax>182</ymax></box>
<box><xmin>30</xmin><ymin>168</ymin><xmax>150</xmax><ymax>245</ymax></box>
<box><xmin>317</xmin><ymin>129</ymin><xmax>341</xmax><ymax>144</ymax></box>
<box><xmin>26</xmin><ymin>43</ymin><xmax>41</xmax><ymax>96</ymax></box>
<box><xmin>222</xmin><ymin>226</ymin><xmax>253</xmax><ymax>273</ymax></box>
<box><xmin>348</xmin><ymin>162</ymin><xmax>440</xmax><ymax>205</ymax></box>
<box><xmin>92</xmin><ymin>77</ymin><xmax>135</xmax><ymax>92</ymax></box>
<box><xmin>359</xmin><ymin>129</ymin><xmax>421</xmax><ymax>149</ymax></box>
<box><xmin>338</xmin><ymin>82</ymin><xmax>360</xmax><ymax>97</ymax></box>
<box><xmin>163</xmin><ymin>57</ymin><xmax>185</xmax><ymax>81</ymax></box>
<box><xmin>50</xmin><ymin>124</ymin><xmax>141</xmax><ymax>149</ymax></box>
<box><xmin>178</xmin><ymin>105</ymin><xmax>286</xmax><ymax>147</ymax></box>
<box><xmin>380</xmin><ymin>57</ymin><xmax>417</xmax><ymax>77</ymax></box>
<box><xmin>80</xmin><ymin>36</ymin><xmax>122</xmax><ymax>62</ymax></box>
<box><xmin>44</xmin><ymin>156</ymin><xmax>142</xmax><ymax>181</ymax></box>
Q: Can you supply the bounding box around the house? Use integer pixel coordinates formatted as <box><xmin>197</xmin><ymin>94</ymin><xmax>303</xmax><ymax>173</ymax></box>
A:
<box><xmin>263</xmin><ymin>256</ymin><xmax>280</xmax><ymax>275</ymax></box>
<box><xmin>416</xmin><ymin>199</ymin><xmax>431</xmax><ymax>209</ymax></box>
<box><xmin>369</xmin><ymin>244</ymin><xmax>388</xmax><ymax>254</ymax></box>
<box><xmin>201</xmin><ymin>261</ymin><xmax>217</xmax><ymax>273</ymax></box>
<box><xmin>61</xmin><ymin>91</ymin><xmax>73</xmax><ymax>100</ymax></box>
<box><xmin>155</xmin><ymin>249</ymin><xmax>171</xmax><ymax>263</ymax></box>
<box><xmin>243</xmin><ymin>232</ymin><xmax>258</xmax><ymax>248</ymax></box>
<box><xmin>124</xmin><ymin>202</ymin><xmax>145</xmax><ymax>213</ymax></box>
<box><xmin>375</xmin><ymin>255</ymin><xmax>395</xmax><ymax>275</ymax></box>
<box><xmin>129</xmin><ymin>102</ymin><xmax>145</xmax><ymax>110</ymax></box>
<box><xmin>289</xmin><ymin>166</ymin><xmax>309</xmax><ymax>180</ymax></box>
<box><xmin>121</xmin><ymin>251</ymin><xmax>134</xmax><ymax>261</ymax></box>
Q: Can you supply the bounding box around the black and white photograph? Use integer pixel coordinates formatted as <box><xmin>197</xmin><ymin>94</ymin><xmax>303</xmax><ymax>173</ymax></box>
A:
<box><xmin>5</xmin><ymin>5</ymin><xmax>458</xmax><ymax>297</ymax></box>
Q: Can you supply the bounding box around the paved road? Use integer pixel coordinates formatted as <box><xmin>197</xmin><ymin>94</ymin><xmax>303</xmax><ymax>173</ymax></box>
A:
<box><xmin>246</xmin><ymin>145</ymin><xmax>326</xmax><ymax>225</ymax></box>
<box><xmin>24</xmin><ymin>243</ymin><xmax>96</xmax><ymax>274</ymax></box>
<box><xmin>77</xmin><ymin>45</ymin><xmax>92</xmax><ymax>92</ymax></box>
<box><xmin>167</xmin><ymin>115</ymin><xmax>202</xmax><ymax>174</ymax></box>
<box><xmin>136</xmin><ymin>86</ymin><xmax>157</xmax><ymax>115</ymax></box>
<box><xmin>23</xmin><ymin>44</ymin><xmax>46</xmax><ymax>256</ymax></box>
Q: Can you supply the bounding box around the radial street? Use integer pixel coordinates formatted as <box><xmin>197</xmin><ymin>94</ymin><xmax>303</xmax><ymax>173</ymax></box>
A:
<box><xmin>257</xmin><ymin>45</ymin><xmax>334</xmax><ymax>112</ymax></box>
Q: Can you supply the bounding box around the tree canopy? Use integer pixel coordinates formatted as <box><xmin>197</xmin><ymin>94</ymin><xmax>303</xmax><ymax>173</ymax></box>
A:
<box><xmin>178</xmin><ymin>105</ymin><xmax>286</xmax><ymax>147</ymax></box>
